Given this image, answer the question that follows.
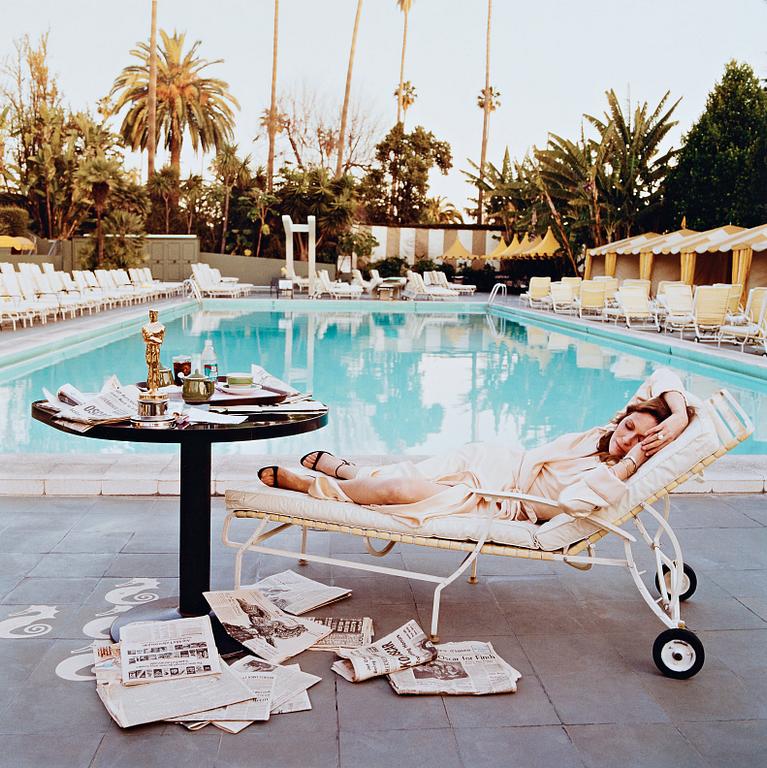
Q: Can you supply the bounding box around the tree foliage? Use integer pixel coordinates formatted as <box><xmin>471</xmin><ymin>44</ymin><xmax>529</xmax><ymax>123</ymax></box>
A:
<box><xmin>465</xmin><ymin>89</ymin><xmax>679</xmax><ymax>265</ymax></box>
<box><xmin>664</xmin><ymin>60</ymin><xmax>767</xmax><ymax>229</ymax></box>
<box><xmin>359</xmin><ymin>123</ymin><xmax>452</xmax><ymax>224</ymax></box>
<box><xmin>109</xmin><ymin>30</ymin><xmax>239</xmax><ymax>173</ymax></box>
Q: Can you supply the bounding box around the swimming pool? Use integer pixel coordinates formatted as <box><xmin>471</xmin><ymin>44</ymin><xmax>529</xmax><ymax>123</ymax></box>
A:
<box><xmin>6</xmin><ymin>303</ymin><xmax>767</xmax><ymax>456</ymax></box>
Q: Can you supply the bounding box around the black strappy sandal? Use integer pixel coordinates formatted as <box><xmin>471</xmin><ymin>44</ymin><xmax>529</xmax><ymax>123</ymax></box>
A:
<box><xmin>300</xmin><ymin>450</ymin><xmax>355</xmax><ymax>478</ymax></box>
<box><xmin>257</xmin><ymin>466</ymin><xmax>280</xmax><ymax>488</ymax></box>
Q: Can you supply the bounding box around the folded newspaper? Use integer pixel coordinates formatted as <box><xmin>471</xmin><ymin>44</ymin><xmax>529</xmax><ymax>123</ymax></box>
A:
<box><xmin>42</xmin><ymin>378</ymin><xmax>139</xmax><ymax>431</ymax></box>
<box><xmin>331</xmin><ymin>620</ymin><xmax>437</xmax><ymax>682</ymax></box>
<box><xmin>119</xmin><ymin>616</ymin><xmax>220</xmax><ymax>685</ymax></box>
<box><xmin>204</xmin><ymin>588</ymin><xmax>332</xmax><ymax>663</ymax></box>
<box><xmin>251</xmin><ymin>570</ymin><xmax>351</xmax><ymax>615</ymax></box>
<box><xmin>93</xmin><ymin>642</ymin><xmax>252</xmax><ymax>728</ymax></box>
<box><xmin>308</xmin><ymin>617</ymin><xmax>374</xmax><ymax>651</ymax></box>
<box><xmin>387</xmin><ymin>641</ymin><xmax>521</xmax><ymax>695</ymax></box>
<box><xmin>250</xmin><ymin>364</ymin><xmax>300</xmax><ymax>396</ymax></box>
<box><xmin>172</xmin><ymin>657</ymin><xmax>321</xmax><ymax>732</ymax></box>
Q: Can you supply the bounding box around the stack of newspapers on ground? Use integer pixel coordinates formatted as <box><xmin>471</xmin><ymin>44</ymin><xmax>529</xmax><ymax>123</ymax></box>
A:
<box><xmin>94</xmin><ymin>570</ymin><xmax>521</xmax><ymax>730</ymax></box>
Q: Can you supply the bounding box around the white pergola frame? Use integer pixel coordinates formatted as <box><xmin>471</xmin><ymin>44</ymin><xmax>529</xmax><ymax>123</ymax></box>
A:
<box><xmin>282</xmin><ymin>214</ymin><xmax>317</xmax><ymax>296</ymax></box>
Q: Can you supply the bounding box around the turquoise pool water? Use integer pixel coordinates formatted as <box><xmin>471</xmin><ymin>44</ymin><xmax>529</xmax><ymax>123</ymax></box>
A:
<box><xmin>6</xmin><ymin>306</ymin><xmax>767</xmax><ymax>456</ymax></box>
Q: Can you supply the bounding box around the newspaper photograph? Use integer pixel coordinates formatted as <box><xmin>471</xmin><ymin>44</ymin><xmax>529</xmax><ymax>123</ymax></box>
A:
<box><xmin>308</xmin><ymin>617</ymin><xmax>374</xmax><ymax>651</ymax></box>
<box><xmin>119</xmin><ymin>616</ymin><xmax>220</xmax><ymax>685</ymax></box>
<box><xmin>387</xmin><ymin>641</ymin><xmax>522</xmax><ymax>696</ymax></box>
<box><xmin>331</xmin><ymin>620</ymin><xmax>437</xmax><ymax>682</ymax></box>
<box><xmin>93</xmin><ymin>643</ymin><xmax>252</xmax><ymax>728</ymax></box>
<box><xmin>252</xmin><ymin>570</ymin><xmax>351</xmax><ymax>615</ymax></box>
<box><xmin>204</xmin><ymin>588</ymin><xmax>332</xmax><ymax>663</ymax></box>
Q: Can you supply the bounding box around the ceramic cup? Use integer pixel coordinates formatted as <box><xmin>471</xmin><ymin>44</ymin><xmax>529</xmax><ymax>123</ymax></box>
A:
<box><xmin>226</xmin><ymin>372</ymin><xmax>254</xmax><ymax>388</ymax></box>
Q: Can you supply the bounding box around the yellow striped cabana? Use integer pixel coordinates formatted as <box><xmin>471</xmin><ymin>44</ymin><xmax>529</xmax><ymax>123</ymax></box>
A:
<box><xmin>707</xmin><ymin>223</ymin><xmax>767</xmax><ymax>303</ymax></box>
<box><xmin>440</xmin><ymin>237</ymin><xmax>473</xmax><ymax>262</ymax></box>
<box><xmin>587</xmin><ymin>233</ymin><xmax>659</xmax><ymax>280</ymax></box>
<box><xmin>496</xmin><ymin>234</ymin><xmax>520</xmax><ymax>261</ymax></box>
<box><xmin>516</xmin><ymin>227</ymin><xmax>561</xmax><ymax>258</ymax></box>
<box><xmin>0</xmin><ymin>235</ymin><xmax>35</xmax><ymax>251</ymax></box>
<box><xmin>659</xmin><ymin>225</ymin><xmax>742</xmax><ymax>288</ymax></box>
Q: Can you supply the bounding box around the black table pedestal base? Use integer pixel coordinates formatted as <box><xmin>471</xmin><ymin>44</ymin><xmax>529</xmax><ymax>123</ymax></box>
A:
<box><xmin>109</xmin><ymin>597</ymin><xmax>245</xmax><ymax>656</ymax></box>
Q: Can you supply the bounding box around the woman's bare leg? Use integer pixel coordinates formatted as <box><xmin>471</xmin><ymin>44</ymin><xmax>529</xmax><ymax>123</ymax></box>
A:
<box><xmin>261</xmin><ymin>466</ymin><xmax>444</xmax><ymax>505</ymax></box>
<box><xmin>301</xmin><ymin>451</ymin><xmax>358</xmax><ymax>479</ymax></box>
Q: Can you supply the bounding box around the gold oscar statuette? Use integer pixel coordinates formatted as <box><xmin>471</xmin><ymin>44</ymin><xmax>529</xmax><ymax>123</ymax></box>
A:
<box><xmin>131</xmin><ymin>308</ymin><xmax>176</xmax><ymax>428</ymax></box>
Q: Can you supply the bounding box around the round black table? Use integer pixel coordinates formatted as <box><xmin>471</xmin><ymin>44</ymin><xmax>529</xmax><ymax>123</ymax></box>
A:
<box><xmin>31</xmin><ymin>401</ymin><xmax>327</xmax><ymax>651</ymax></box>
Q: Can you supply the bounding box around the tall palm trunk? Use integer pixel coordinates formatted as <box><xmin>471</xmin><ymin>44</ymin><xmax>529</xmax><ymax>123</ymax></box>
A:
<box><xmin>266</xmin><ymin>0</ymin><xmax>279</xmax><ymax>192</ymax></box>
<box><xmin>220</xmin><ymin>188</ymin><xmax>230</xmax><ymax>253</ymax></box>
<box><xmin>335</xmin><ymin>0</ymin><xmax>363</xmax><ymax>178</ymax></box>
<box><xmin>477</xmin><ymin>0</ymin><xmax>492</xmax><ymax>225</ymax></box>
<box><xmin>147</xmin><ymin>0</ymin><xmax>158</xmax><ymax>178</ymax></box>
<box><xmin>396</xmin><ymin>7</ymin><xmax>409</xmax><ymax>125</ymax></box>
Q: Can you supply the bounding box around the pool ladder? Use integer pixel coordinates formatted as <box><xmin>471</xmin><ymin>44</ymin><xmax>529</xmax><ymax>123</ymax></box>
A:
<box><xmin>488</xmin><ymin>282</ymin><xmax>507</xmax><ymax>305</ymax></box>
<box><xmin>184</xmin><ymin>278</ymin><xmax>203</xmax><ymax>305</ymax></box>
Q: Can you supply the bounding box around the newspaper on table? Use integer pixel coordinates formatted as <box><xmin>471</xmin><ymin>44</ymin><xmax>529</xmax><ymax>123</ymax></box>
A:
<box><xmin>250</xmin><ymin>364</ymin><xmax>300</xmax><ymax>396</ymax></box>
<box><xmin>41</xmin><ymin>377</ymin><xmax>140</xmax><ymax>432</ymax></box>
<box><xmin>251</xmin><ymin>570</ymin><xmax>351</xmax><ymax>615</ymax></box>
<box><xmin>93</xmin><ymin>642</ymin><xmax>252</xmax><ymax>728</ymax></box>
<box><xmin>40</xmin><ymin>376</ymin><xmax>139</xmax><ymax>432</ymax></box>
<box><xmin>387</xmin><ymin>641</ymin><xmax>522</xmax><ymax>696</ymax></box>
<box><xmin>331</xmin><ymin>620</ymin><xmax>437</xmax><ymax>683</ymax></box>
<box><xmin>308</xmin><ymin>617</ymin><xmax>374</xmax><ymax>652</ymax></box>
<box><xmin>119</xmin><ymin>616</ymin><xmax>220</xmax><ymax>685</ymax></box>
<box><xmin>204</xmin><ymin>588</ymin><xmax>332</xmax><ymax>663</ymax></box>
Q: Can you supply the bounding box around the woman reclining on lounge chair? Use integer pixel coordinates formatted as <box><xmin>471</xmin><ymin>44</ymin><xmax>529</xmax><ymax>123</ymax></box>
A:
<box><xmin>257</xmin><ymin>369</ymin><xmax>695</xmax><ymax>527</ymax></box>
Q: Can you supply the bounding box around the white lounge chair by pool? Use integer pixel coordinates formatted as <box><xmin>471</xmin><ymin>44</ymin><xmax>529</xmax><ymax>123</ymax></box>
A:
<box><xmin>222</xmin><ymin>387</ymin><xmax>752</xmax><ymax>679</ymax></box>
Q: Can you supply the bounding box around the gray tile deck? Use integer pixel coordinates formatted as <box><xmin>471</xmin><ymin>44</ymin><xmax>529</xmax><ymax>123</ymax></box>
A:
<box><xmin>0</xmin><ymin>493</ymin><xmax>764</xmax><ymax>766</ymax></box>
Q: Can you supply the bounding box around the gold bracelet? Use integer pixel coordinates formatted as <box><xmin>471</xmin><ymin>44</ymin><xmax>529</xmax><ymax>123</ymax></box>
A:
<box><xmin>622</xmin><ymin>456</ymin><xmax>638</xmax><ymax>474</ymax></box>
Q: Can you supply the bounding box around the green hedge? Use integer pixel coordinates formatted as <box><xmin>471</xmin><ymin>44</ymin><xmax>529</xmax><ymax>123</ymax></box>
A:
<box><xmin>0</xmin><ymin>207</ymin><xmax>29</xmax><ymax>236</ymax></box>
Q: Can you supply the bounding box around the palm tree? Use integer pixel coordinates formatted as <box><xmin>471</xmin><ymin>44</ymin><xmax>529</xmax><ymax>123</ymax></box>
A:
<box><xmin>146</xmin><ymin>0</ymin><xmax>158</xmax><ymax>178</ymax></box>
<box><xmin>335</xmin><ymin>0</ymin><xmax>364</xmax><ymax>178</ymax></box>
<box><xmin>393</xmin><ymin>81</ymin><xmax>417</xmax><ymax>124</ymax></box>
<box><xmin>109</xmin><ymin>30</ymin><xmax>239</xmax><ymax>176</ymax></box>
<box><xmin>75</xmin><ymin>155</ymin><xmax>123</xmax><ymax>266</ymax></box>
<box><xmin>476</xmin><ymin>0</ymin><xmax>496</xmax><ymax>224</ymax></box>
<box><xmin>266</xmin><ymin>0</ymin><xmax>280</xmax><ymax>192</ymax></box>
<box><xmin>395</xmin><ymin>0</ymin><xmax>414</xmax><ymax>125</ymax></box>
<box><xmin>179</xmin><ymin>173</ymin><xmax>204</xmax><ymax>234</ymax></box>
<box><xmin>147</xmin><ymin>165</ymin><xmax>179</xmax><ymax>233</ymax></box>
<box><xmin>423</xmin><ymin>196</ymin><xmax>463</xmax><ymax>224</ymax></box>
<box><xmin>211</xmin><ymin>144</ymin><xmax>252</xmax><ymax>253</ymax></box>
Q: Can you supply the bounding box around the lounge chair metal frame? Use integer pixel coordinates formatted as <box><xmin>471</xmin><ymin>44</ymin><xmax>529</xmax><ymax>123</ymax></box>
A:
<box><xmin>222</xmin><ymin>389</ymin><xmax>751</xmax><ymax>679</ymax></box>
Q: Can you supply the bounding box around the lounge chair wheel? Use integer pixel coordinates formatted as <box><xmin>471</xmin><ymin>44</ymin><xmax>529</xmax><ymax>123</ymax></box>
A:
<box><xmin>654</xmin><ymin>562</ymin><xmax>697</xmax><ymax>602</ymax></box>
<box><xmin>652</xmin><ymin>628</ymin><xmax>704</xmax><ymax>679</ymax></box>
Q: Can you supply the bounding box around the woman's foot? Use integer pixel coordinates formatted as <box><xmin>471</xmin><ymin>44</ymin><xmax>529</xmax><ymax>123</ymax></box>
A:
<box><xmin>257</xmin><ymin>465</ymin><xmax>313</xmax><ymax>493</ymax></box>
<box><xmin>300</xmin><ymin>450</ymin><xmax>357</xmax><ymax>479</ymax></box>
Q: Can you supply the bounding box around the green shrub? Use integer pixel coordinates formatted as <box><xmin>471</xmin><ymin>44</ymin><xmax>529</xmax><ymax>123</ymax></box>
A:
<box><xmin>369</xmin><ymin>256</ymin><xmax>407</xmax><ymax>278</ymax></box>
<box><xmin>458</xmin><ymin>264</ymin><xmax>498</xmax><ymax>292</ymax></box>
<box><xmin>0</xmin><ymin>206</ymin><xmax>29</xmax><ymax>236</ymax></box>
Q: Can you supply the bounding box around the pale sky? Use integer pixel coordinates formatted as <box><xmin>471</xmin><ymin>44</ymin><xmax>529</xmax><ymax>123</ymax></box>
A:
<box><xmin>2</xmin><ymin>0</ymin><xmax>766</xmax><ymax>212</ymax></box>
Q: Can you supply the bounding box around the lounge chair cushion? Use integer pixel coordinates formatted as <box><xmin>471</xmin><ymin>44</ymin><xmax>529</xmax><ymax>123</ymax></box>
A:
<box><xmin>226</xmin><ymin>405</ymin><xmax>721</xmax><ymax>553</ymax></box>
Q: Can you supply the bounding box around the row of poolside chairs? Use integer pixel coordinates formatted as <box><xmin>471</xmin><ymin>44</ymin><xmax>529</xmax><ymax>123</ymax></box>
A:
<box><xmin>522</xmin><ymin>275</ymin><xmax>767</xmax><ymax>352</ymax></box>
<box><xmin>402</xmin><ymin>270</ymin><xmax>477</xmax><ymax>301</ymax></box>
<box><xmin>0</xmin><ymin>262</ymin><xmax>184</xmax><ymax>330</ymax></box>
<box><xmin>191</xmin><ymin>263</ymin><xmax>254</xmax><ymax>297</ymax></box>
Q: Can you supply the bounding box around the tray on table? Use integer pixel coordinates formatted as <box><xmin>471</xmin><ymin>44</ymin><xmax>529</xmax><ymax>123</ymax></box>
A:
<box><xmin>136</xmin><ymin>381</ymin><xmax>287</xmax><ymax>407</ymax></box>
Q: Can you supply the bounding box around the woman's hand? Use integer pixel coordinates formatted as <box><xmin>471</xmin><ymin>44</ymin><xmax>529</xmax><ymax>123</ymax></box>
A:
<box><xmin>626</xmin><ymin>441</ymin><xmax>650</xmax><ymax>468</ymax></box>
<box><xmin>641</xmin><ymin>411</ymin><xmax>689</xmax><ymax>456</ymax></box>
